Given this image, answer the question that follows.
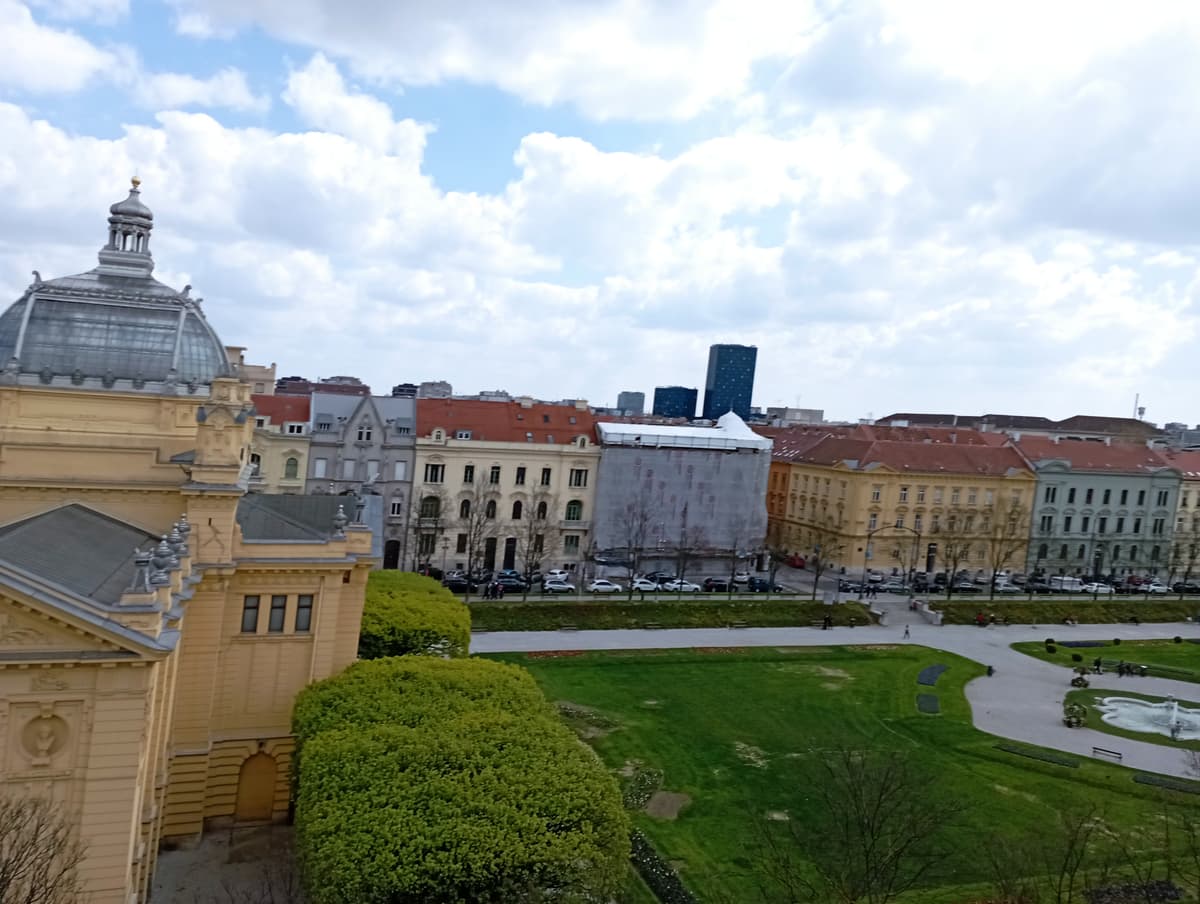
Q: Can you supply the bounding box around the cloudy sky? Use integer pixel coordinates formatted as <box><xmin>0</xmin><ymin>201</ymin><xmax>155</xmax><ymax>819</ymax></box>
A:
<box><xmin>1</xmin><ymin>0</ymin><xmax>1198</xmax><ymax>423</ymax></box>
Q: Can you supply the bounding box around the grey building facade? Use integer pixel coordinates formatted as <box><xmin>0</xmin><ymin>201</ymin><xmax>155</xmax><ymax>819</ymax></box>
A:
<box><xmin>702</xmin><ymin>344</ymin><xmax>757</xmax><ymax>421</ymax></box>
<box><xmin>1021</xmin><ymin>438</ymin><xmax>1182</xmax><ymax>580</ymax></box>
<box><xmin>305</xmin><ymin>392</ymin><xmax>416</xmax><ymax>569</ymax></box>
<box><xmin>652</xmin><ymin>385</ymin><xmax>698</xmax><ymax>419</ymax></box>
<box><xmin>616</xmin><ymin>391</ymin><xmax>645</xmax><ymax>415</ymax></box>
<box><xmin>593</xmin><ymin>414</ymin><xmax>771</xmax><ymax>576</ymax></box>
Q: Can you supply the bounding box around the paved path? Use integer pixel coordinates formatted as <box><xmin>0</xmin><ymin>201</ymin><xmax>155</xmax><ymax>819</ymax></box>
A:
<box><xmin>472</xmin><ymin>621</ymin><xmax>1200</xmax><ymax>779</ymax></box>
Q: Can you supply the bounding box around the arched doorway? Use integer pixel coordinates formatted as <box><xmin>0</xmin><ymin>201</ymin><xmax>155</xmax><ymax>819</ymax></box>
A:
<box><xmin>383</xmin><ymin>539</ymin><xmax>400</xmax><ymax>570</ymax></box>
<box><xmin>234</xmin><ymin>752</ymin><xmax>277</xmax><ymax>823</ymax></box>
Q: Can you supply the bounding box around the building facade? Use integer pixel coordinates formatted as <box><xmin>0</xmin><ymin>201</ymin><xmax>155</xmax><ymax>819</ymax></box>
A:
<box><xmin>702</xmin><ymin>344</ymin><xmax>757</xmax><ymax>421</ymax></box>
<box><xmin>652</xmin><ymin>385</ymin><xmax>698</xmax><ymax>419</ymax></box>
<box><xmin>304</xmin><ymin>393</ymin><xmax>416</xmax><ymax>570</ymax></box>
<box><xmin>413</xmin><ymin>398</ymin><xmax>599</xmax><ymax>575</ymax></box>
<box><xmin>765</xmin><ymin>427</ymin><xmax>1036</xmax><ymax>581</ymax></box>
<box><xmin>1020</xmin><ymin>438</ymin><xmax>1182</xmax><ymax>579</ymax></box>
<box><xmin>616</xmin><ymin>391</ymin><xmax>645</xmax><ymax>415</ymax></box>
<box><xmin>592</xmin><ymin>413</ymin><xmax>771</xmax><ymax>574</ymax></box>
<box><xmin>248</xmin><ymin>393</ymin><xmax>310</xmax><ymax>494</ymax></box>
<box><xmin>0</xmin><ymin>183</ymin><xmax>374</xmax><ymax>903</ymax></box>
<box><xmin>1164</xmin><ymin>450</ymin><xmax>1200</xmax><ymax>582</ymax></box>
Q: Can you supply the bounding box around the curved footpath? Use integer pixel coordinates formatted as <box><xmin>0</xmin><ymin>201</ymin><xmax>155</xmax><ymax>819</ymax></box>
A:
<box><xmin>470</xmin><ymin>620</ymin><xmax>1200</xmax><ymax>779</ymax></box>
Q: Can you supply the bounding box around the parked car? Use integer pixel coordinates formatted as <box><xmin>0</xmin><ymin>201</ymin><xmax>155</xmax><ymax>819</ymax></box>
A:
<box><xmin>587</xmin><ymin>579</ymin><xmax>623</xmax><ymax>594</ymax></box>
<box><xmin>747</xmin><ymin>577</ymin><xmax>784</xmax><ymax>592</ymax></box>
<box><xmin>661</xmin><ymin>579</ymin><xmax>701</xmax><ymax>593</ymax></box>
<box><xmin>494</xmin><ymin>576</ymin><xmax>528</xmax><ymax>592</ymax></box>
<box><xmin>878</xmin><ymin>580</ymin><xmax>908</xmax><ymax>593</ymax></box>
<box><xmin>442</xmin><ymin>577</ymin><xmax>477</xmax><ymax>593</ymax></box>
<box><xmin>839</xmin><ymin>579</ymin><xmax>863</xmax><ymax>593</ymax></box>
<box><xmin>991</xmin><ymin>582</ymin><xmax>1021</xmax><ymax>594</ymax></box>
<box><xmin>1026</xmin><ymin>580</ymin><xmax>1053</xmax><ymax>594</ymax></box>
<box><xmin>703</xmin><ymin>577</ymin><xmax>730</xmax><ymax>592</ymax></box>
<box><xmin>631</xmin><ymin>578</ymin><xmax>662</xmax><ymax>592</ymax></box>
<box><xmin>951</xmin><ymin>582</ymin><xmax>981</xmax><ymax>594</ymax></box>
<box><xmin>544</xmin><ymin>569</ymin><xmax>571</xmax><ymax>584</ymax></box>
<box><xmin>542</xmin><ymin>580</ymin><xmax>576</xmax><ymax>594</ymax></box>
<box><xmin>643</xmin><ymin>571</ymin><xmax>676</xmax><ymax>584</ymax></box>
<box><xmin>497</xmin><ymin>569</ymin><xmax>522</xmax><ymax>580</ymax></box>
<box><xmin>1140</xmin><ymin>581</ymin><xmax>1168</xmax><ymax>594</ymax></box>
<box><xmin>732</xmin><ymin>571</ymin><xmax>752</xmax><ymax>584</ymax></box>
<box><xmin>1080</xmin><ymin>582</ymin><xmax>1114</xmax><ymax>595</ymax></box>
<box><xmin>1173</xmin><ymin>581</ymin><xmax>1200</xmax><ymax>594</ymax></box>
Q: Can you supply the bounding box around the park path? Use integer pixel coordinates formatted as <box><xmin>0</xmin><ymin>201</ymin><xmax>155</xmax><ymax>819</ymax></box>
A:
<box><xmin>470</xmin><ymin>620</ymin><xmax>1200</xmax><ymax>779</ymax></box>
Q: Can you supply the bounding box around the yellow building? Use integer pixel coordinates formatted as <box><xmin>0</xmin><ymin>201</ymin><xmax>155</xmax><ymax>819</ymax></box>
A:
<box><xmin>765</xmin><ymin>427</ymin><xmax>1036</xmax><ymax>581</ymax></box>
<box><xmin>248</xmin><ymin>393</ymin><xmax>311</xmax><ymax>494</ymax></box>
<box><xmin>0</xmin><ymin>182</ymin><xmax>374</xmax><ymax>902</ymax></box>
<box><xmin>414</xmin><ymin>398</ymin><xmax>599</xmax><ymax>574</ymax></box>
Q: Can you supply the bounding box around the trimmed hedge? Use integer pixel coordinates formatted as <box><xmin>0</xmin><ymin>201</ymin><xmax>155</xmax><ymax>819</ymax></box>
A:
<box><xmin>994</xmin><ymin>743</ymin><xmax>1080</xmax><ymax>768</ymax></box>
<box><xmin>1132</xmin><ymin>773</ymin><xmax>1200</xmax><ymax>795</ymax></box>
<box><xmin>932</xmin><ymin>599</ymin><xmax>1198</xmax><ymax>625</ymax></box>
<box><xmin>358</xmin><ymin>571</ymin><xmax>470</xmax><ymax>659</ymax></box>
<box><xmin>294</xmin><ymin>657</ymin><xmax>629</xmax><ymax>903</ymax></box>
<box><xmin>629</xmin><ymin>829</ymin><xmax>697</xmax><ymax>904</ymax></box>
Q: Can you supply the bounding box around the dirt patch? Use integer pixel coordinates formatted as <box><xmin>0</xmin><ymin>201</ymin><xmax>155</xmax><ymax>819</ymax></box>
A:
<box><xmin>642</xmin><ymin>699</ymin><xmax>661</xmax><ymax>707</ymax></box>
<box><xmin>814</xmin><ymin>666</ymin><xmax>851</xmax><ymax>679</ymax></box>
<box><xmin>555</xmin><ymin>701</ymin><xmax>620</xmax><ymax>739</ymax></box>
<box><xmin>645</xmin><ymin>791</ymin><xmax>692</xmax><ymax>820</ymax></box>
<box><xmin>992</xmin><ymin>783</ymin><xmax>1039</xmax><ymax>804</ymax></box>
<box><xmin>821</xmin><ymin>681</ymin><xmax>846</xmax><ymax>690</ymax></box>
<box><xmin>618</xmin><ymin>759</ymin><xmax>643</xmax><ymax>777</ymax></box>
<box><xmin>735</xmin><ymin>741</ymin><xmax>769</xmax><ymax>768</ymax></box>
<box><xmin>766</xmin><ymin>810</ymin><xmax>790</xmax><ymax>821</ymax></box>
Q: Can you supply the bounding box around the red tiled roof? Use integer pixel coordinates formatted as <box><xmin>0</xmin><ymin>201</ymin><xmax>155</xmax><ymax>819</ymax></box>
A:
<box><xmin>252</xmin><ymin>393</ymin><xmax>309</xmax><ymax>424</ymax></box>
<box><xmin>783</xmin><ymin>434</ymin><xmax>1031</xmax><ymax>477</ymax></box>
<box><xmin>1158</xmin><ymin>449</ymin><xmax>1200</xmax><ymax>479</ymax></box>
<box><xmin>417</xmin><ymin>399</ymin><xmax>596</xmax><ymax>444</ymax></box>
<box><xmin>1016</xmin><ymin>437</ymin><xmax>1172</xmax><ymax>473</ymax></box>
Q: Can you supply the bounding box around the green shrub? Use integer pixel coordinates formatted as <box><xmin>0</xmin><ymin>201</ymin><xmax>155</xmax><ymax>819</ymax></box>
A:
<box><xmin>358</xmin><ymin>571</ymin><xmax>470</xmax><ymax>660</ymax></box>
<box><xmin>1175</xmin><ymin>636</ymin><xmax>1183</xmax><ymax>644</ymax></box>
<box><xmin>1071</xmin><ymin>653</ymin><xmax>1082</xmax><ymax>662</ymax></box>
<box><xmin>1113</xmin><ymin>637</ymin><xmax>1121</xmax><ymax>646</ymax></box>
<box><xmin>1046</xmin><ymin>638</ymin><xmax>1056</xmax><ymax>646</ymax></box>
<box><xmin>1046</xmin><ymin>644</ymin><xmax>1057</xmax><ymax>654</ymax></box>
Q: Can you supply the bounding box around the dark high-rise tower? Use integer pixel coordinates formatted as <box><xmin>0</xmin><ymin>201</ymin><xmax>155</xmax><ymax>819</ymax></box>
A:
<box><xmin>702</xmin><ymin>344</ymin><xmax>756</xmax><ymax>420</ymax></box>
<box><xmin>652</xmin><ymin>386</ymin><xmax>698</xmax><ymax>419</ymax></box>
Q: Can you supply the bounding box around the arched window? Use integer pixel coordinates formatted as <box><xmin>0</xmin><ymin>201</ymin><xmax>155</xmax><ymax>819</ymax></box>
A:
<box><xmin>1152</xmin><ymin>545</ymin><xmax>1161</xmax><ymax>562</ymax></box>
<box><xmin>512</xmin><ymin>501</ymin><xmax>523</xmax><ymax>520</ymax></box>
<box><xmin>565</xmin><ymin>500</ymin><xmax>583</xmax><ymax>521</ymax></box>
<box><xmin>460</xmin><ymin>499</ymin><xmax>471</xmax><ymax>519</ymax></box>
<box><xmin>536</xmin><ymin>501</ymin><xmax>548</xmax><ymax>520</ymax></box>
<box><xmin>485</xmin><ymin>500</ymin><xmax>497</xmax><ymax>519</ymax></box>
<box><xmin>284</xmin><ymin>457</ymin><xmax>299</xmax><ymax>479</ymax></box>
<box><xmin>1037</xmin><ymin>543</ymin><xmax>1048</xmax><ymax>560</ymax></box>
<box><xmin>420</xmin><ymin>496</ymin><xmax>440</xmax><ymax>518</ymax></box>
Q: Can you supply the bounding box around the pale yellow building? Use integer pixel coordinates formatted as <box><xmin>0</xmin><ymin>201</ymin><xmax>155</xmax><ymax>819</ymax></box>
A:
<box><xmin>0</xmin><ymin>182</ymin><xmax>373</xmax><ymax>902</ymax></box>
<box><xmin>227</xmin><ymin>346</ymin><xmax>277</xmax><ymax>395</ymax></box>
<box><xmin>414</xmin><ymin>398</ymin><xmax>599</xmax><ymax>574</ymax></box>
<box><xmin>765</xmin><ymin>426</ymin><xmax>1036</xmax><ymax>580</ymax></box>
<box><xmin>248</xmin><ymin>393</ymin><xmax>311</xmax><ymax>494</ymax></box>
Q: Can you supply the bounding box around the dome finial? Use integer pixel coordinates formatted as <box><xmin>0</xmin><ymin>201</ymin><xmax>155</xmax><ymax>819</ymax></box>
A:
<box><xmin>131</xmin><ymin>175</ymin><xmax>141</xmax><ymax>190</ymax></box>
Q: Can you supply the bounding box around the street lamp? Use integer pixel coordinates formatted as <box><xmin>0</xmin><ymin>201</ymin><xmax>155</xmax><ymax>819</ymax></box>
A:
<box><xmin>441</xmin><ymin>536</ymin><xmax>450</xmax><ymax>575</ymax></box>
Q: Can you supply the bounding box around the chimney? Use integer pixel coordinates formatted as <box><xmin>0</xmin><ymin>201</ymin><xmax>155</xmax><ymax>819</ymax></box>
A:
<box><xmin>949</xmin><ymin>432</ymin><xmax>957</xmax><ymax>444</ymax></box>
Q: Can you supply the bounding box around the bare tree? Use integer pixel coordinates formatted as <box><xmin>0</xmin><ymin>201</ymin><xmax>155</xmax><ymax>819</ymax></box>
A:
<box><xmin>807</xmin><ymin>520</ymin><xmax>845</xmax><ymax>601</ymax></box>
<box><xmin>670</xmin><ymin>504</ymin><xmax>707</xmax><ymax>585</ymax></box>
<box><xmin>453</xmin><ymin>480</ymin><xmax>501</xmax><ymax>599</ymax></box>
<box><xmin>984</xmin><ymin>499</ymin><xmax>1029</xmax><ymax>599</ymax></box>
<box><xmin>0</xmin><ymin>794</ymin><xmax>86</xmax><ymax>904</ymax></box>
<box><xmin>611</xmin><ymin>496</ymin><xmax>654</xmax><ymax>598</ymax></box>
<box><xmin>1170</xmin><ymin>535</ymin><xmax>1200</xmax><ymax>598</ymax></box>
<box><xmin>768</xmin><ymin>747</ymin><xmax>963</xmax><ymax>904</ymax></box>
<box><xmin>513</xmin><ymin>487</ymin><xmax>559</xmax><ymax>598</ymax></box>
<box><xmin>932</xmin><ymin>508</ymin><xmax>978</xmax><ymax>600</ymax></box>
<box><xmin>724</xmin><ymin>513</ymin><xmax>756</xmax><ymax>598</ymax></box>
<box><xmin>410</xmin><ymin>487</ymin><xmax>449</xmax><ymax>572</ymax></box>
<box><xmin>763</xmin><ymin>520</ymin><xmax>793</xmax><ymax>598</ymax></box>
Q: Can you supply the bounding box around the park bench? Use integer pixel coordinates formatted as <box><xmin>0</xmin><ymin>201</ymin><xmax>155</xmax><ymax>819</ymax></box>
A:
<box><xmin>559</xmin><ymin>624</ymin><xmax>578</xmax><ymax>632</ymax></box>
<box><xmin>641</xmin><ymin>622</ymin><xmax>663</xmax><ymax>630</ymax></box>
<box><xmin>727</xmin><ymin>621</ymin><xmax>748</xmax><ymax>629</ymax></box>
<box><xmin>1092</xmin><ymin>746</ymin><xmax>1123</xmax><ymax>761</ymax></box>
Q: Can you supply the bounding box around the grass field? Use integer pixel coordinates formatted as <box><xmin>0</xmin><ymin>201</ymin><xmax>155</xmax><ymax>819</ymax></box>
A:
<box><xmin>1064</xmin><ymin>687</ymin><xmax>1200</xmax><ymax>751</ymax></box>
<box><xmin>486</xmin><ymin>645</ymin><xmax>1199</xmax><ymax>902</ymax></box>
<box><xmin>1013</xmin><ymin>638</ymin><xmax>1200</xmax><ymax>681</ymax></box>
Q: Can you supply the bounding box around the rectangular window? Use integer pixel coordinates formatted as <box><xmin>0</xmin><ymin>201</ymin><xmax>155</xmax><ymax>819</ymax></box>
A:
<box><xmin>456</xmin><ymin>533</ymin><xmax>467</xmax><ymax>554</ymax></box>
<box><xmin>1059</xmin><ymin>544</ymin><xmax>1068</xmax><ymax>560</ymax></box>
<box><xmin>489</xmin><ymin>465</ymin><xmax>501</xmax><ymax>485</ymax></box>
<box><xmin>1120</xmin><ymin>489</ymin><xmax>1129</xmax><ymax>506</ymax></box>
<box><xmin>541</xmin><ymin>467</ymin><xmax>552</xmax><ymax>486</ymax></box>
<box><xmin>1063</xmin><ymin>515</ymin><xmax>1073</xmax><ymax>533</ymax></box>
<box><xmin>240</xmin><ymin>595</ymin><xmax>260</xmax><ymax>634</ymax></box>
<box><xmin>357</xmin><ymin>426</ymin><xmax>372</xmax><ymax>442</ymax></box>
<box><xmin>515</xmin><ymin>466</ymin><xmax>526</xmax><ymax>485</ymax></box>
<box><xmin>1116</xmin><ymin>516</ymin><xmax>1124</xmax><ymax>533</ymax></box>
<box><xmin>868</xmin><ymin>513</ymin><xmax>878</xmax><ymax>530</ymax></box>
<box><xmin>563</xmin><ymin>535</ymin><xmax>580</xmax><ymax>553</ymax></box>
<box><xmin>933</xmin><ymin>487</ymin><xmax>944</xmax><ymax>504</ymax></box>
<box><xmin>871</xmin><ymin>485</ymin><xmax>882</xmax><ymax>502</ymax></box>
<box><xmin>569</xmin><ymin>468</ymin><xmax>588</xmax><ymax>488</ymax></box>
<box><xmin>951</xmin><ymin>487</ymin><xmax>961</xmax><ymax>504</ymax></box>
<box><xmin>1131</xmin><ymin>546</ymin><xmax>1139</xmax><ymax>561</ymax></box>
<box><xmin>1138</xmin><ymin>490</ymin><xmax>1146</xmax><ymax>506</ymax></box>
<box><xmin>341</xmin><ymin>459</ymin><xmax>355</xmax><ymax>480</ymax></box>
<box><xmin>295</xmin><ymin>594</ymin><xmax>313</xmax><ymax>633</ymax></box>
<box><xmin>367</xmin><ymin>460</ymin><xmax>380</xmax><ymax>481</ymax></box>
<box><xmin>455</xmin><ymin>430</ymin><xmax>472</xmax><ymax>440</ymax></box>
<box><xmin>968</xmin><ymin>488</ymin><xmax>977</xmax><ymax>505</ymax></box>
<box><xmin>898</xmin><ymin>486</ymin><xmax>908</xmax><ymax>503</ymax></box>
<box><xmin>1081</xmin><ymin>516</ymin><xmax>1090</xmax><ymax>533</ymax></box>
<box><xmin>1134</xmin><ymin>517</ymin><xmax>1142</xmax><ymax>534</ymax></box>
<box><xmin>1158</xmin><ymin>489</ymin><xmax>1170</xmax><ymax>507</ymax></box>
<box><xmin>914</xmin><ymin>514</ymin><xmax>923</xmax><ymax>531</ymax></box>
<box><xmin>895</xmin><ymin>516</ymin><xmax>905</xmax><ymax>529</ymax></box>
<box><xmin>390</xmin><ymin>501</ymin><xmax>403</xmax><ymax>516</ymax></box>
<box><xmin>425</xmin><ymin>464</ymin><xmax>445</xmax><ymax>483</ymax></box>
<box><xmin>268</xmin><ymin>595</ymin><xmax>287</xmax><ymax>633</ymax></box>
<box><xmin>287</xmin><ymin>423</ymin><xmax>304</xmax><ymax>434</ymax></box>
<box><xmin>533</xmin><ymin>533</ymin><xmax>544</xmax><ymax>553</ymax></box>
<box><xmin>1085</xmin><ymin>488</ymin><xmax>1093</xmax><ymax>505</ymax></box>
<box><xmin>1067</xmin><ymin>487</ymin><xmax>1075</xmax><ymax>504</ymax></box>
<box><xmin>463</xmin><ymin>464</ymin><xmax>475</xmax><ymax>484</ymax></box>
<box><xmin>313</xmin><ymin>457</ymin><xmax>327</xmax><ymax>479</ymax></box>
<box><xmin>1102</xmin><ymin>489</ymin><xmax>1111</xmax><ymax>505</ymax></box>
<box><xmin>393</xmin><ymin>460</ymin><xmax>407</xmax><ymax>481</ymax></box>
<box><xmin>315</xmin><ymin>420</ymin><xmax>332</xmax><ymax>432</ymax></box>
<box><xmin>916</xmin><ymin>486</ymin><xmax>926</xmax><ymax>503</ymax></box>
<box><xmin>1098</xmin><ymin>517</ymin><xmax>1107</xmax><ymax>535</ymax></box>
<box><xmin>255</xmin><ymin>417</ymin><xmax>266</xmax><ymax>428</ymax></box>
<box><xmin>931</xmin><ymin>515</ymin><xmax>941</xmax><ymax>532</ymax></box>
<box><xmin>1044</xmin><ymin>486</ymin><xmax>1057</xmax><ymax>504</ymax></box>
<box><xmin>1153</xmin><ymin>518</ymin><xmax>1165</xmax><ymax>535</ymax></box>
<box><xmin>985</xmin><ymin>489</ymin><xmax>994</xmax><ymax>505</ymax></box>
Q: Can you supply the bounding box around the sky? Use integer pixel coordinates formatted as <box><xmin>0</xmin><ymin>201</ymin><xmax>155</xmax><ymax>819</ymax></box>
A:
<box><xmin>1</xmin><ymin>0</ymin><xmax>1199</xmax><ymax>424</ymax></box>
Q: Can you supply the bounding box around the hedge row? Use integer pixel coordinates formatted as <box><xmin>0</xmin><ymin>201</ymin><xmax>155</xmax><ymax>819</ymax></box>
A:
<box><xmin>293</xmin><ymin>657</ymin><xmax>629</xmax><ymax>903</ymax></box>
<box><xmin>358</xmin><ymin>571</ymin><xmax>471</xmax><ymax>659</ymax></box>
<box><xmin>932</xmin><ymin>599</ymin><xmax>1199</xmax><ymax>626</ymax></box>
<box><xmin>629</xmin><ymin>829</ymin><xmax>697</xmax><ymax>904</ymax></box>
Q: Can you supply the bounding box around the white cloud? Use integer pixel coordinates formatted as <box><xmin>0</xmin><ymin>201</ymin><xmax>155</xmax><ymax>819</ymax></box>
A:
<box><xmin>135</xmin><ymin>67</ymin><xmax>269</xmax><ymax>113</ymax></box>
<box><xmin>0</xmin><ymin>0</ymin><xmax>118</xmax><ymax>92</ymax></box>
<box><xmin>27</xmin><ymin>0</ymin><xmax>127</xmax><ymax>22</ymax></box>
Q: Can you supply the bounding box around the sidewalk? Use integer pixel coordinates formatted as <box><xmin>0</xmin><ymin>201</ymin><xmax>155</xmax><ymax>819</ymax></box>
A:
<box><xmin>471</xmin><ymin>621</ymin><xmax>1200</xmax><ymax>778</ymax></box>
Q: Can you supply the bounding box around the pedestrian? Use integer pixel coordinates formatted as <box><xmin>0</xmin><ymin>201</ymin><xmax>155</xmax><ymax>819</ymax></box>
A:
<box><xmin>903</xmin><ymin>624</ymin><xmax>910</xmax><ymax>639</ymax></box>
<box><xmin>1093</xmin><ymin>657</ymin><xmax>1102</xmax><ymax>675</ymax></box>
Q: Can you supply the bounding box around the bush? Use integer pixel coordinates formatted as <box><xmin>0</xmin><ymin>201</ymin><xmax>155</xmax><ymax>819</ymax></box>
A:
<box><xmin>1046</xmin><ymin>638</ymin><xmax>1056</xmax><ymax>646</ymax></box>
<box><xmin>1175</xmin><ymin>636</ymin><xmax>1183</xmax><ymax>644</ymax></box>
<box><xmin>358</xmin><ymin>572</ymin><xmax>471</xmax><ymax>660</ymax></box>
<box><xmin>1046</xmin><ymin>644</ymin><xmax>1057</xmax><ymax>654</ymax></box>
<box><xmin>293</xmin><ymin>657</ymin><xmax>629</xmax><ymax>904</ymax></box>
<box><xmin>1071</xmin><ymin>653</ymin><xmax>1083</xmax><ymax>662</ymax></box>
<box><xmin>1113</xmin><ymin>637</ymin><xmax>1121</xmax><ymax>646</ymax></box>
<box><xmin>629</xmin><ymin>829</ymin><xmax>697</xmax><ymax>903</ymax></box>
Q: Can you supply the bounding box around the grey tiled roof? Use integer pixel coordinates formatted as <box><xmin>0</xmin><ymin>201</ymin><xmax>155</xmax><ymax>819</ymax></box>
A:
<box><xmin>0</xmin><ymin>505</ymin><xmax>158</xmax><ymax>605</ymax></box>
<box><xmin>237</xmin><ymin>494</ymin><xmax>357</xmax><ymax>542</ymax></box>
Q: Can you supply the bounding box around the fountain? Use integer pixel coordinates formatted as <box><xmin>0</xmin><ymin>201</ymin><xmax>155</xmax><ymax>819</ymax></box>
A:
<box><xmin>1094</xmin><ymin>694</ymin><xmax>1200</xmax><ymax>741</ymax></box>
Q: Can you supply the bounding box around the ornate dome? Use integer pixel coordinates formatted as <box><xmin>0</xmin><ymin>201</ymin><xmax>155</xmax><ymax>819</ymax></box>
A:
<box><xmin>0</xmin><ymin>180</ymin><xmax>231</xmax><ymax>393</ymax></box>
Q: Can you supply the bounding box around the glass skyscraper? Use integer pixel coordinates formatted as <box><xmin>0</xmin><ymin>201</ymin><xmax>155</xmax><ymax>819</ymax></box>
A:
<box><xmin>702</xmin><ymin>344</ymin><xmax>756</xmax><ymax>420</ymax></box>
<box><xmin>652</xmin><ymin>385</ymin><xmax>698</xmax><ymax>419</ymax></box>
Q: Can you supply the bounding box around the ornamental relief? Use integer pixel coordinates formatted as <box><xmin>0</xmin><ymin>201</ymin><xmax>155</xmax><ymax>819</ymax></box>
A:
<box><xmin>6</xmin><ymin>700</ymin><xmax>83</xmax><ymax>775</ymax></box>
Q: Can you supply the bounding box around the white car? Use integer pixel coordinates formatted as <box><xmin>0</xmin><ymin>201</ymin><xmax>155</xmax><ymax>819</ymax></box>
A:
<box><xmin>732</xmin><ymin>571</ymin><xmax>751</xmax><ymax>584</ymax></box>
<box><xmin>631</xmin><ymin>578</ymin><xmax>661</xmax><ymax>592</ymax></box>
<box><xmin>542</xmin><ymin>580</ymin><xmax>576</xmax><ymax>594</ymax></box>
<box><xmin>1140</xmin><ymin>581</ymin><xmax>1168</xmax><ymax>594</ymax></box>
<box><xmin>661</xmin><ymin>579</ymin><xmax>701</xmax><ymax>593</ymax></box>
<box><xmin>543</xmin><ymin>569</ymin><xmax>571</xmax><ymax>584</ymax></box>
<box><xmin>1080</xmin><ymin>582</ymin><xmax>1114</xmax><ymax>595</ymax></box>
<box><xmin>587</xmin><ymin>579</ymin><xmax>623</xmax><ymax>594</ymax></box>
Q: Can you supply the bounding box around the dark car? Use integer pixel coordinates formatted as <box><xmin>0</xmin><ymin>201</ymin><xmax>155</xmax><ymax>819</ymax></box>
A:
<box><xmin>838</xmin><ymin>579</ymin><xmax>863</xmax><ymax>593</ymax></box>
<box><xmin>951</xmin><ymin>582</ymin><xmax>981</xmax><ymax>594</ymax></box>
<box><xmin>442</xmin><ymin>577</ymin><xmax>477</xmax><ymax>593</ymax></box>
<box><xmin>1173</xmin><ymin>581</ymin><xmax>1200</xmax><ymax>594</ymax></box>
<box><xmin>703</xmin><ymin>577</ymin><xmax>730</xmax><ymax>592</ymax></box>
<box><xmin>494</xmin><ymin>576</ymin><xmax>528</xmax><ymax>592</ymax></box>
<box><xmin>1026</xmin><ymin>581</ymin><xmax>1053</xmax><ymax>594</ymax></box>
<box><xmin>747</xmin><ymin>577</ymin><xmax>783</xmax><ymax>592</ymax></box>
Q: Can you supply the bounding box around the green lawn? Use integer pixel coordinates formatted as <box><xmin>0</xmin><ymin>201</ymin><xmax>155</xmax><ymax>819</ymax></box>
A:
<box><xmin>1064</xmin><ymin>687</ymin><xmax>1200</xmax><ymax>752</ymax></box>
<box><xmin>1013</xmin><ymin>638</ymin><xmax>1200</xmax><ymax>681</ymax></box>
<box><xmin>485</xmin><ymin>645</ymin><xmax>1196</xmax><ymax>903</ymax></box>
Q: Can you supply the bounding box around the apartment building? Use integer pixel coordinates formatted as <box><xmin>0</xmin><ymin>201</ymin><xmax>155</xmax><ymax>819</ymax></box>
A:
<box><xmin>248</xmin><ymin>393</ymin><xmax>310</xmax><ymax>494</ymax></box>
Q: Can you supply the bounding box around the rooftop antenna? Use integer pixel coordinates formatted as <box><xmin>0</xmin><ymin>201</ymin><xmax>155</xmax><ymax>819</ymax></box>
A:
<box><xmin>1133</xmin><ymin>393</ymin><xmax>1140</xmax><ymax>420</ymax></box>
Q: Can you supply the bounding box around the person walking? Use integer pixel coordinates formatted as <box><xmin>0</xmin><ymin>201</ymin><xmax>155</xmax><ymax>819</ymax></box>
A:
<box><xmin>903</xmin><ymin>624</ymin><xmax>910</xmax><ymax>639</ymax></box>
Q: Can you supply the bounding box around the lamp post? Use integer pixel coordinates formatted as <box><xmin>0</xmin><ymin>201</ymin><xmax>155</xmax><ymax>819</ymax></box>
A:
<box><xmin>441</xmin><ymin>536</ymin><xmax>449</xmax><ymax>575</ymax></box>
